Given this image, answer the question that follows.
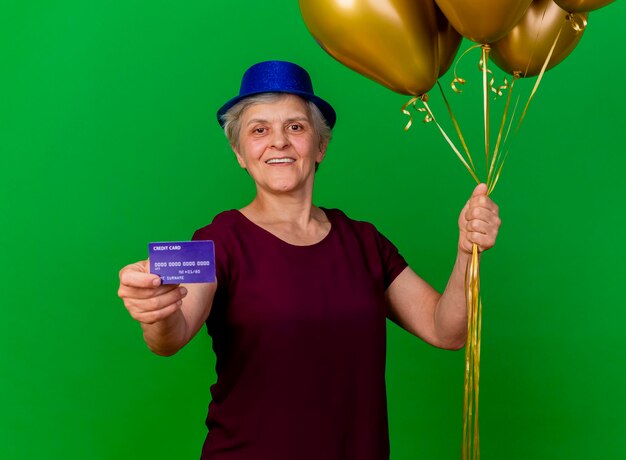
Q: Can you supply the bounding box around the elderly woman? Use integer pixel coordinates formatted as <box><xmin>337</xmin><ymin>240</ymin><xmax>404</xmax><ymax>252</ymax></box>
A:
<box><xmin>118</xmin><ymin>60</ymin><xmax>501</xmax><ymax>460</ymax></box>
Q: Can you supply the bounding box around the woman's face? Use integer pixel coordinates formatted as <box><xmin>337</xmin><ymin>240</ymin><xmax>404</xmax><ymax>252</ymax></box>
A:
<box><xmin>232</xmin><ymin>94</ymin><xmax>326</xmax><ymax>196</ymax></box>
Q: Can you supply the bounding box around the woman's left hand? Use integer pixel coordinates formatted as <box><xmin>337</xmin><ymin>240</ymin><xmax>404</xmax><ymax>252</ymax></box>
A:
<box><xmin>458</xmin><ymin>183</ymin><xmax>501</xmax><ymax>254</ymax></box>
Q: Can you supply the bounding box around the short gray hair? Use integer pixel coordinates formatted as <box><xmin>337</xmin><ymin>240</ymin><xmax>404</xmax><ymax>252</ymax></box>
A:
<box><xmin>221</xmin><ymin>93</ymin><xmax>332</xmax><ymax>150</ymax></box>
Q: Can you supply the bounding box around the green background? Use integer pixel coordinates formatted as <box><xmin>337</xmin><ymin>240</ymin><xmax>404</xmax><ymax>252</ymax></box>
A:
<box><xmin>2</xmin><ymin>1</ymin><xmax>625</xmax><ymax>459</ymax></box>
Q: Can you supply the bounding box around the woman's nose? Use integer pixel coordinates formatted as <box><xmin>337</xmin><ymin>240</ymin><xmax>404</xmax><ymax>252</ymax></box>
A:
<box><xmin>269</xmin><ymin>128</ymin><xmax>289</xmax><ymax>149</ymax></box>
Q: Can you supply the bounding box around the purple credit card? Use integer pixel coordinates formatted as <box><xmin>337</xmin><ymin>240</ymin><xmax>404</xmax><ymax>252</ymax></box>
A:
<box><xmin>148</xmin><ymin>241</ymin><xmax>215</xmax><ymax>284</ymax></box>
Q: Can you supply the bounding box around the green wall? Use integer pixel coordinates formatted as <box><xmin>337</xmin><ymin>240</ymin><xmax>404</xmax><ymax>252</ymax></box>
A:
<box><xmin>1</xmin><ymin>1</ymin><xmax>624</xmax><ymax>459</ymax></box>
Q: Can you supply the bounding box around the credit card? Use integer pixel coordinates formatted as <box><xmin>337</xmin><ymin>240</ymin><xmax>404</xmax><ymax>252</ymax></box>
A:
<box><xmin>148</xmin><ymin>241</ymin><xmax>215</xmax><ymax>284</ymax></box>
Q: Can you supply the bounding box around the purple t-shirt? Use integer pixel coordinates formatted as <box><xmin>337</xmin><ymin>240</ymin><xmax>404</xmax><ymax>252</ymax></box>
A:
<box><xmin>192</xmin><ymin>208</ymin><xmax>408</xmax><ymax>460</ymax></box>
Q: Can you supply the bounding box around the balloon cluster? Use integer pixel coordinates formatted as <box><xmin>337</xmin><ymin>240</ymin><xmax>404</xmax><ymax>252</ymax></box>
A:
<box><xmin>300</xmin><ymin>2</ymin><xmax>614</xmax><ymax>460</ymax></box>
<box><xmin>299</xmin><ymin>0</ymin><xmax>613</xmax><ymax>95</ymax></box>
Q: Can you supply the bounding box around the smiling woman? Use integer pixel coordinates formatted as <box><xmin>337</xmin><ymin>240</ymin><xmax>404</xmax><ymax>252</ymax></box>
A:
<box><xmin>230</xmin><ymin>94</ymin><xmax>326</xmax><ymax>196</ymax></box>
<box><xmin>117</xmin><ymin>60</ymin><xmax>502</xmax><ymax>460</ymax></box>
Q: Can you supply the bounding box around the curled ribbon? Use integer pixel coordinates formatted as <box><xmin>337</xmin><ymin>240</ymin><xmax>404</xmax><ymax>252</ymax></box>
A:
<box><xmin>402</xmin><ymin>95</ymin><xmax>433</xmax><ymax>131</ymax></box>
<box><xmin>452</xmin><ymin>75</ymin><xmax>467</xmax><ymax>94</ymax></box>
<box><xmin>416</xmin><ymin>94</ymin><xmax>433</xmax><ymax>124</ymax></box>
<box><xmin>496</xmin><ymin>79</ymin><xmax>510</xmax><ymax>97</ymax></box>
<box><xmin>451</xmin><ymin>44</ymin><xmax>481</xmax><ymax>93</ymax></box>
<box><xmin>452</xmin><ymin>44</ymin><xmax>508</xmax><ymax>97</ymax></box>
<box><xmin>401</xmin><ymin>96</ymin><xmax>419</xmax><ymax>131</ymax></box>
<box><xmin>479</xmin><ymin>45</ymin><xmax>509</xmax><ymax>97</ymax></box>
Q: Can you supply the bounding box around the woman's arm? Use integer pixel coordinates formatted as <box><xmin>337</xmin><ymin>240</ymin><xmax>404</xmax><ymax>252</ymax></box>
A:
<box><xmin>118</xmin><ymin>260</ymin><xmax>217</xmax><ymax>356</ymax></box>
<box><xmin>385</xmin><ymin>183</ymin><xmax>500</xmax><ymax>350</ymax></box>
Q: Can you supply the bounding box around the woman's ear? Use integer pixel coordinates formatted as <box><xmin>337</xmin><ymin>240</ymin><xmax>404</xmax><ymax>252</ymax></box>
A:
<box><xmin>232</xmin><ymin>144</ymin><xmax>247</xmax><ymax>169</ymax></box>
<box><xmin>316</xmin><ymin>141</ymin><xmax>328</xmax><ymax>164</ymax></box>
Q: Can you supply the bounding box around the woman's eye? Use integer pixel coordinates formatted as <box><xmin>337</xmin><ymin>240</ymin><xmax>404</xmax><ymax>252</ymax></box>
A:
<box><xmin>288</xmin><ymin>124</ymin><xmax>302</xmax><ymax>131</ymax></box>
<box><xmin>253</xmin><ymin>127</ymin><xmax>266</xmax><ymax>134</ymax></box>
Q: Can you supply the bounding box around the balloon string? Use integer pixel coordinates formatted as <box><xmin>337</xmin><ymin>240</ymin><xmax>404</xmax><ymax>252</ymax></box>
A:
<box><xmin>473</xmin><ymin>245</ymin><xmax>481</xmax><ymax>460</ymax></box>
<box><xmin>478</xmin><ymin>53</ymin><xmax>509</xmax><ymax>97</ymax></box>
<box><xmin>462</xmin><ymin>250</ymin><xmax>472</xmax><ymax>460</ymax></box>
<box><xmin>436</xmin><ymin>80</ymin><xmax>476</xmax><ymax>172</ymax></box>
<box><xmin>462</xmin><ymin>325</ymin><xmax>470</xmax><ymax>460</ymax></box>
<box><xmin>487</xmin><ymin>11</ymin><xmax>587</xmax><ymax>194</ymax></box>
<box><xmin>488</xmin><ymin>149</ymin><xmax>509</xmax><ymax>196</ymax></box>
<box><xmin>474</xmin><ymin>245</ymin><xmax>480</xmax><ymax>460</ymax></box>
<box><xmin>516</xmin><ymin>19</ymin><xmax>565</xmax><ymax>133</ymax></box>
<box><xmin>463</xmin><ymin>243</ymin><xmax>481</xmax><ymax>460</ymax></box>
<box><xmin>487</xmin><ymin>74</ymin><xmax>519</xmax><ymax>191</ymax></box>
<box><xmin>418</xmin><ymin>97</ymin><xmax>480</xmax><ymax>184</ymax></box>
<box><xmin>503</xmin><ymin>79</ymin><xmax>522</xmax><ymax>148</ymax></box>
<box><xmin>481</xmin><ymin>45</ymin><xmax>490</xmax><ymax>178</ymax></box>
<box><xmin>491</xmin><ymin>80</ymin><xmax>523</xmax><ymax>195</ymax></box>
<box><xmin>488</xmin><ymin>81</ymin><xmax>519</xmax><ymax>195</ymax></box>
<box><xmin>521</xmin><ymin>1</ymin><xmax>551</xmax><ymax>78</ymax></box>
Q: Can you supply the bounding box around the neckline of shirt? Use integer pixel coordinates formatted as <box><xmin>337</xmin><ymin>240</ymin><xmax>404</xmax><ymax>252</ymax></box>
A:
<box><xmin>232</xmin><ymin>207</ymin><xmax>336</xmax><ymax>249</ymax></box>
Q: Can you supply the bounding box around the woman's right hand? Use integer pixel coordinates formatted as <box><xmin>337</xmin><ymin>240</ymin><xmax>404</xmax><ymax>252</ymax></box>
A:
<box><xmin>117</xmin><ymin>260</ymin><xmax>188</xmax><ymax>325</ymax></box>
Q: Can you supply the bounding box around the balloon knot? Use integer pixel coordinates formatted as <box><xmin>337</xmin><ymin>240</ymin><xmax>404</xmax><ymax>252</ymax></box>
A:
<box><xmin>567</xmin><ymin>13</ymin><xmax>587</xmax><ymax>33</ymax></box>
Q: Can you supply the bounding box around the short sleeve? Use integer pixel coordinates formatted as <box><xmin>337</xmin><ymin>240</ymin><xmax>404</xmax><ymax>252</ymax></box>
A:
<box><xmin>376</xmin><ymin>230</ymin><xmax>408</xmax><ymax>289</ymax></box>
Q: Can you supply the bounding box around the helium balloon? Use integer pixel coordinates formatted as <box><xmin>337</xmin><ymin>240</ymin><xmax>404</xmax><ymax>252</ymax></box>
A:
<box><xmin>490</xmin><ymin>0</ymin><xmax>588</xmax><ymax>77</ymax></box>
<box><xmin>554</xmin><ymin>0</ymin><xmax>614</xmax><ymax>12</ymax></box>
<box><xmin>434</xmin><ymin>0</ymin><xmax>533</xmax><ymax>43</ymax></box>
<box><xmin>299</xmin><ymin>0</ymin><xmax>439</xmax><ymax>96</ymax></box>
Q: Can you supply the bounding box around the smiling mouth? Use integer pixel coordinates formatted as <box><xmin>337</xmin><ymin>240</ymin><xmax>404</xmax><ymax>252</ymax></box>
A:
<box><xmin>265</xmin><ymin>158</ymin><xmax>296</xmax><ymax>165</ymax></box>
